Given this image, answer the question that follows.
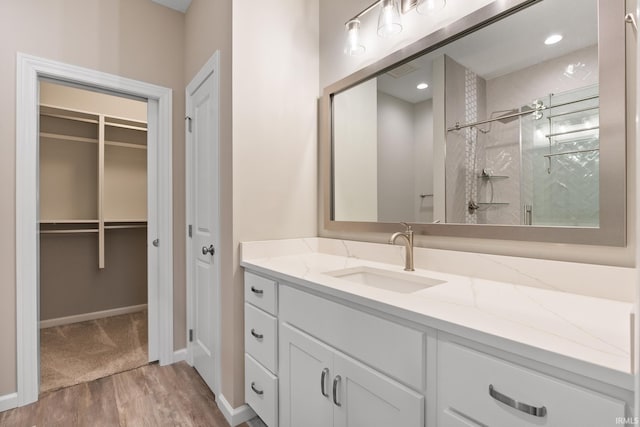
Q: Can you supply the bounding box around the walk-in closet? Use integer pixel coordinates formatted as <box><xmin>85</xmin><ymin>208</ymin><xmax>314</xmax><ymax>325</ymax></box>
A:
<box><xmin>38</xmin><ymin>81</ymin><xmax>149</xmax><ymax>393</ymax></box>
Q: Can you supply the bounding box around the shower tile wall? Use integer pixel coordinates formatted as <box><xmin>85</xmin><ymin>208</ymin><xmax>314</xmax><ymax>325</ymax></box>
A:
<box><xmin>445</xmin><ymin>56</ymin><xmax>486</xmax><ymax>224</ymax></box>
<box><xmin>484</xmin><ymin>44</ymin><xmax>598</xmax><ymax>225</ymax></box>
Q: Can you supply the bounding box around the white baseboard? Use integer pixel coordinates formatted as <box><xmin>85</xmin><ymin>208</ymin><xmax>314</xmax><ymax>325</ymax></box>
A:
<box><xmin>39</xmin><ymin>304</ymin><xmax>148</xmax><ymax>329</ymax></box>
<box><xmin>0</xmin><ymin>392</ymin><xmax>18</xmax><ymax>413</ymax></box>
<box><xmin>173</xmin><ymin>348</ymin><xmax>187</xmax><ymax>363</ymax></box>
<box><xmin>217</xmin><ymin>393</ymin><xmax>256</xmax><ymax>427</ymax></box>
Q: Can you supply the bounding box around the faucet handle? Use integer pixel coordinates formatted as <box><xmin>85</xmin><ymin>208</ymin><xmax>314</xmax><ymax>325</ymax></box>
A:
<box><xmin>400</xmin><ymin>222</ymin><xmax>413</xmax><ymax>232</ymax></box>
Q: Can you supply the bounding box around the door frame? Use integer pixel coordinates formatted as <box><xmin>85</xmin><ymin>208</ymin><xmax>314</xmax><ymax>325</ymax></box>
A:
<box><xmin>16</xmin><ymin>53</ymin><xmax>174</xmax><ymax>406</ymax></box>
<box><xmin>185</xmin><ymin>51</ymin><xmax>222</xmax><ymax>397</ymax></box>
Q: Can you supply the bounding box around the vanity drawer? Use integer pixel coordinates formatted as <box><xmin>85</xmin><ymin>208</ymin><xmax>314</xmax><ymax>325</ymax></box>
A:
<box><xmin>246</xmin><ymin>353</ymin><xmax>278</xmax><ymax>427</ymax></box>
<box><xmin>245</xmin><ymin>303</ymin><xmax>278</xmax><ymax>373</ymax></box>
<box><xmin>245</xmin><ymin>271</ymin><xmax>277</xmax><ymax>315</ymax></box>
<box><xmin>279</xmin><ymin>285</ymin><xmax>424</xmax><ymax>391</ymax></box>
<box><xmin>437</xmin><ymin>340</ymin><xmax>625</xmax><ymax>427</ymax></box>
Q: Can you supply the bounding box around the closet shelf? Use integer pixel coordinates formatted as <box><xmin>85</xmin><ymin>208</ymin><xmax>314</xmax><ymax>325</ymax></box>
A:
<box><xmin>40</xmin><ymin>101</ymin><xmax>148</xmax><ymax>269</ymax></box>
<box><xmin>40</xmin><ymin>132</ymin><xmax>147</xmax><ymax>150</ymax></box>
<box><xmin>40</xmin><ymin>132</ymin><xmax>97</xmax><ymax>144</ymax></box>
<box><xmin>40</xmin><ymin>219</ymin><xmax>99</xmax><ymax>224</ymax></box>
<box><xmin>40</xmin><ymin>104</ymin><xmax>99</xmax><ymax>124</ymax></box>
<box><xmin>40</xmin><ymin>229</ymin><xmax>99</xmax><ymax>235</ymax></box>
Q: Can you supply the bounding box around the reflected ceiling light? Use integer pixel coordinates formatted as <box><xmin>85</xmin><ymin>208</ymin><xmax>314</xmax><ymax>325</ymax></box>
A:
<box><xmin>378</xmin><ymin>0</ymin><xmax>403</xmax><ymax>37</ymax></box>
<box><xmin>343</xmin><ymin>0</ymin><xmax>445</xmax><ymax>56</ymax></box>
<box><xmin>344</xmin><ymin>19</ymin><xmax>366</xmax><ymax>56</ymax></box>
<box><xmin>416</xmin><ymin>0</ymin><xmax>446</xmax><ymax>15</ymax></box>
<box><xmin>417</xmin><ymin>82</ymin><xmax>429</xmax><ymax>90</ymax></box>
<box><xmin>544</xmin><ymin>34</ymin><xmax>563</xmax><ymax>45</ymax></box>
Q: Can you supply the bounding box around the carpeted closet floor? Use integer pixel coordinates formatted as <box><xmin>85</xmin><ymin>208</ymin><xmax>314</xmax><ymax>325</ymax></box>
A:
<box><xmin>40</xmin><ymin>310</ymin><xmax>148</xmax><ymax>393</ymax></box>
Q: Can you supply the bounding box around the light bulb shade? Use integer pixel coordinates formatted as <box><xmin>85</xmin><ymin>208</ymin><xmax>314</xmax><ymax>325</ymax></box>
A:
<box><xmin>377</xmin><ymin>0</ymin><xmax>402</xmax><ymax>37</ymax></box>
<box><xmin>344</xmin><ymin>19</ymin><xmax>366</xmax><ymax>56</ymax></box>
<box><xmin>416</xmin><ymin>0</ymin><xmax>446</xmax><ymax>15</ymax></box>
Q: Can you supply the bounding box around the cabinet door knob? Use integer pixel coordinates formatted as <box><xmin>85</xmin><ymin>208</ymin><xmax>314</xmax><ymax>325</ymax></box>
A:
<box><xmin>250</xmin><ymin>382</ymin><xmax>264</xmax><ymax>396</ymax></box>
<box><xmin>488</xmin><ymin>384</ymin><xmax>546</xmax><ymax>417</ymax></box>
<box><xmin>250</xmin><ymin>286</ymin><xmax>264</xmax><ymax>295</ymax></box>
<box><xmin>320</xmin><ymin>368</ymin><xmax>329</xmax><ymax>397</ymax></box>
<box><xmin>332</xmin><ymin>375</ymin><xmax>342</xmax><ymax>407</ymax></box>
<box><xmin>250</xmin><ymin>328</ymin><xmax>263</xmax><ymax>340</ymax></box>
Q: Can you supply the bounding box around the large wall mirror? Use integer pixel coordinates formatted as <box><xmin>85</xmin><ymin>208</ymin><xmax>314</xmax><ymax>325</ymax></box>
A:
<box><xmin>321</xmin><ymin>0</ymin><xmax>626</xmax><ymax>246</ymax></box>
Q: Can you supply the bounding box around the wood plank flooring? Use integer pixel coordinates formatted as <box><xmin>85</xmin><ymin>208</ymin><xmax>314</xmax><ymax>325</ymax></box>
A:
<box><xmin>0</xmin><ymin>362</ymin><xmax>250</xmax><ymax>427</ymax></box>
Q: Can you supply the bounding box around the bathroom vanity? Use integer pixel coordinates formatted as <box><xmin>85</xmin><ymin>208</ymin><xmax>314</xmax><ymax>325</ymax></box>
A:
<box><xmin>241</xmin><ymin>238</ymin><xmax>634</xmax><ymax>427</ymax></box>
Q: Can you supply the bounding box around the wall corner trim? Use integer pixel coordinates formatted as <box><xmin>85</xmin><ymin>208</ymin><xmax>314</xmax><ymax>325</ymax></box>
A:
<box><xmin>0</xmin><ymin>393</ymin><xmax>18</xmax><ymax>413</ymax></box>
<box><xmin>173</xmin><ymin>348</ymin><xmax>187</xmax><ymax>363</ymax></box>
<box><xmin>217</xmin><ymin>393</ymin><xmax>256</xmax><ymax>427</ymax></box>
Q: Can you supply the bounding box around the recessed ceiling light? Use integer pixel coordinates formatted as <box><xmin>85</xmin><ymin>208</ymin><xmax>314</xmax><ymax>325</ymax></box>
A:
<box><xmin>417</xmin><ymin>83</ymin><xmax>429</xmax><ymax>90</ymax></box>
<box><xmin>544</xmin><ymin>34</ymin><xmax>563</xmax><ymax>45</ymax></box>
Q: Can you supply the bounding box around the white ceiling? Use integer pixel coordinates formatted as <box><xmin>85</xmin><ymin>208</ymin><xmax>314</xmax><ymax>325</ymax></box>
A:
<box><xmin>377</xmin><ymin>0</ymin><xmax>597</xmax><ymax>104</ymax></box>
<box><xmin>151</xmin><ymin>0</ymin><xmax>192</xmax><ymax>13</ymax></box>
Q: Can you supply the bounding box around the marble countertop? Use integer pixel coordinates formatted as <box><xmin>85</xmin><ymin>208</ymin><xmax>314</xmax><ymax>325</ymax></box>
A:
<box><xmin>240</xmin><ymin>238</ymin><xmax>634</xmax><ymax>390</ymax></box>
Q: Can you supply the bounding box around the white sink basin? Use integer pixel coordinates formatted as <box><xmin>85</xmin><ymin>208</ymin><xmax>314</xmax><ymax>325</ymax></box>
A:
<box><xmin>325</xmin><ymin>266</ymin><xmax>446</xmax><ymax>293</ymax></box>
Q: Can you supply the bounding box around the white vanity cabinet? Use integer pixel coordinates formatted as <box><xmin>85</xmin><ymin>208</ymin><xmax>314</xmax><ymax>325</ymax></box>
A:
<box><xmin>244</xmin><ymin>272</ymin><xmax>279</xmax><ymax>427</ymax></box>
<box><xmin>437</xmin><ymin>339</ymin><xmax>627</xmax><ymax>427</ymax></box>
<box><xmin>243</xmin><ymin>268</ymin><xmax>631</xmax><ymax>427</ymax></box>
<box><xmin>279</xmin><ymin>320</ymin><xmax>424</xmax><ymax>427</ymax></box>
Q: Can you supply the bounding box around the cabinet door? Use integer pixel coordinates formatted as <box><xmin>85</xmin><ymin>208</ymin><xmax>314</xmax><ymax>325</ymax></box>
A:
<box><xmin>333</xmin><ymin>351</ymin><xmax>424</xmax><ymax>427</ymax></box>
<box><xmin>279</xmin><ymin>323</ymin><xmax>334</xmax><ymax>427</ymax></box>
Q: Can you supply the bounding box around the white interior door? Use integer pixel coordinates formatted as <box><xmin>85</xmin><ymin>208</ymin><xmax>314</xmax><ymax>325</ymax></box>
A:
<box><xmin>186</xmin><ymin>55</ymin><xmax>220</xmax><ymax>393</ymax></box>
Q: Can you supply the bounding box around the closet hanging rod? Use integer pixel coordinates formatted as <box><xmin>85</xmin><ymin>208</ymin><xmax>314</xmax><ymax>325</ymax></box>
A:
<box><xmin>447</xmin><ymin>95</ymin><xmax>600</xmax><ymax>132</ymax></box>
<box><xmin>104</xmin><ymin>225</ymin><xmax>147</xmax><ymax>230</ymax></box>
<box><xmin>105</xmin><ymin>122</ymin><xmax>147</xmax><ymax>132</ymax></box>
<box><xmin>543</xmin><ymin>148</ymin><xmax>599</xmax><ymax>158</ymax></box>
<box><xmin>40</xmin><ymin>229</ymin><xmax>99</xmax><ymax>234</ymax></box>
<box><xmin>546</xmin><ymin>126</ymin><xmax>599</xmax><ymax>139</ymax></box>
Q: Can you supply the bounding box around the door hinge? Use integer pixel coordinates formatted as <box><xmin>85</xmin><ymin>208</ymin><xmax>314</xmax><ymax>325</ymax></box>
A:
<box><xmin>189</xmin><ymin>329</ymin><xmax>194</xmax><ymax>342</ymax></box>
<box><xmin>188</xmin><ymin>224</ymin><xmax>192</xmax><ymax>238</ymax></box>
<box><xmin>185</xmin><ymin>116</ymin><xmax>192</xmax><ymax>133</ymax></box>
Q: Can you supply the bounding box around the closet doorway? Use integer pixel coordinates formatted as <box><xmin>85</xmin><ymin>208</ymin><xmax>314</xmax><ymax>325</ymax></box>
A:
<box><xmin>16</xmin><ymin>54</ymin><xmax>174</xmax><ymax>407</ymax></box>
<box><xmin>38</xmin><ymin>81</ymin><xmax>149</xmax><ymax>393</ymax></box>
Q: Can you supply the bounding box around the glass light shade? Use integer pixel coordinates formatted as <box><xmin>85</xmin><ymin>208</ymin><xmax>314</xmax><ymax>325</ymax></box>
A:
<box><xmin>344</xmin><ymin>19</ymin><xmax>366</xmax><ymax>56</ymax></box>
<box><xmin>416</xmin><ymin>0</ymin><xmax>446</xmax><ymax>15</ymax></box>
<box><xmin>377</xmin><ymin>0</ymin><xmax>402</xmax><ymax>37</ymax></box>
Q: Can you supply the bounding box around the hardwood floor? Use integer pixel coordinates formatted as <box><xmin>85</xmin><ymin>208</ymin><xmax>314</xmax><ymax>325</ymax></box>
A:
<box><xmin>0</xmin><ymin>362</ymin><xmax>250</xmax><ymax>427</ymax></box>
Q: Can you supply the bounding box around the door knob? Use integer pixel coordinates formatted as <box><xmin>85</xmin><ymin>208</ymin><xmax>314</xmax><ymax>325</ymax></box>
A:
<box><xmin>202</xmin><ymin>244</ymin><xmax>215</xmax><ymax>256</ymax></box>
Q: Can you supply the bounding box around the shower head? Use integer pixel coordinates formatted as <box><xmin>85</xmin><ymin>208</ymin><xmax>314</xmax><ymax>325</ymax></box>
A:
<box><xmin>495</xmin><ymin>109</ymin><xmax>520</xmax><ymax>124</ymax></box>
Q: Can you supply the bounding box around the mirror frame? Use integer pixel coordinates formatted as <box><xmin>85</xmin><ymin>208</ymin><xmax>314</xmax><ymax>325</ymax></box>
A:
<box><xmin>320</xmin><ymin>0</ymin><xmax>626</xmax><ymax>246</ymax></box>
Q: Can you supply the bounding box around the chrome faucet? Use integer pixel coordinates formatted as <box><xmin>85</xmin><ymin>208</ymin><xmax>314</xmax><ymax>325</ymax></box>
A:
<box><xmin>389</xmin><ymin>222</ymin><xmax>414</xmax><ymax>271</ymax></box>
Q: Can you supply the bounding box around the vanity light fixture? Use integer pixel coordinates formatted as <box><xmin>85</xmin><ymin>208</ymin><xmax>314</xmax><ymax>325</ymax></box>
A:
<box><xmin>345</xmin><ymin>19</ymin><xmax>366</xmax><ymax>56</ymax></box>
<box><xmin>544</xmin><ymin>34</ymin><xmax>563</xmax><ymax>45</ymax></box>
<box><xmin>344</xmin><ymin>0</ymin><xmax>446</xmax><ymax>55</ymax></box>
<box><xmin>416</xmin><ymin>0</ymin><xmax>446</xmax><ymax>15</ymax></box>
<box><xmin>417</xmin><ymin>82</ymin><xmax>429</xmax><ymax>89</ymax></box>
<box><xmin>378</xmin><ymin>0</ymin><xmax>403</xmax><ymax>37</ymax></box>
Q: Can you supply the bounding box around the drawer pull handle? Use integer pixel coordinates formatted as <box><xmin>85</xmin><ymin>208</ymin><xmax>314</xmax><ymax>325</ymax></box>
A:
<box><xmin>251</xmin><ymin>382</ymin><xmax>264</xmax><ymax>396</ymax></box>
<box><xmin>250</xmin><ymin>329</ymin><xmax>263</xmax><ymax>340</ymax></box>
<box><xmin>250</xmin><ymin>286</ymin><xmax>264</xmax><ymax>295</ymax></box>
<box><xmin>320</xmin><ymin>368</ymin><xmax>329</xmax><ymax>397</ymax></box>
<box><xmin>488</xmin><ymin>384</ymin><xmax>547</xmax><ymax>418</ymax></box>
<box><xmin>333</xmin><ymin>375</ymin><xmax>342</xmax><ymax>407</ymax></box>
